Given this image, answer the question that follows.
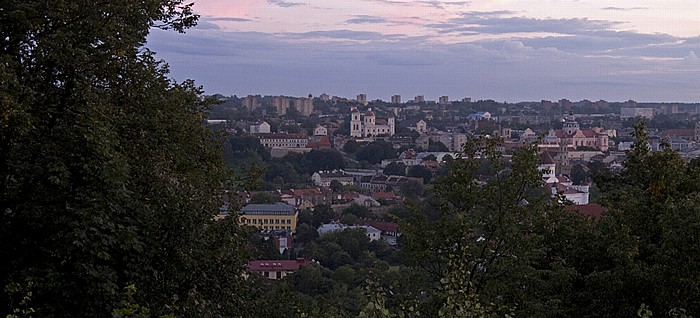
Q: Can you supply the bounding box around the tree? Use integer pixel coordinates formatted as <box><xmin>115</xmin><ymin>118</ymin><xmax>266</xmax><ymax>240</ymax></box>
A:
<box><xmin>312</xmin><ymin>204</ymin><xmax>337</xmax><ymax>228</ymax></box>
<box><xmin>0</xmin><ymin>2</ymin><xmax>253</xmax><ymax>316</ymax></box>
<box><xmin>249</xmin><ymin>192</ymin><xmax>281</xmax><ymax>204</ymax></box>
<box><xmin>423</xmin><ymin>154</ymin><xmax>438</xmax><ymax>162</ymax></box>
<box><xmin>399</xmin><ymin>136</ymin><xmax>586</xmax><ymax>317</ymax></box>
<box><xmin>329</xmin><ymin>180</ymin><xmax>344</xmax><ymax>193</ymax></box>
<box><xmin>383</xmin><ymin>162</ymin><xmax>406</xmax><ymax>176</ymax></box>
<box><xmin>428</xmin><ymin>140</ymin><xmax>449</xmax><ymax>152</ymax></box>
<box><xmin>400</xmin><ymin>180</ymin><xmax>424</xmax><ymax>198</ymax></box>
<box><xmin>587</xmin><ymin>121</ymin><xmax>700</xmax><ymax>316</ymax></box>
<box><xmin>343</xmin><ymin>204</ymin><xmax>372</xmax><ymax>219</ymax></box>
<box><xmin>356</xmin><ymin>141</ymin><xmax>397</xmax><ymax>164</ymax></box>
<box><xmin>407</xmin><ymin>165</ymin><xmax>433</xmax><ymax>184</ymax></box>
<box><xmin>343</xmin><ymin>140</ymin><xmax>360</xmax><ymax>154</ymax></box>
<box><xmin>306</xmin><ymin>149</ymin><xmax>346</xmax><ymax>173</ymax></box>
<box><xmin>569</xmin><ymin>164</ymin><xmax>588</xmax><ymax>185</ymax></box>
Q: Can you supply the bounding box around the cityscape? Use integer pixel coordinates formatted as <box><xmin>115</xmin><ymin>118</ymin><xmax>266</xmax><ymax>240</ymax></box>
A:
<box><xmin>3</xmin><ymin>0</ymin><xmax>700</xmax><ymax>317</ymax></box>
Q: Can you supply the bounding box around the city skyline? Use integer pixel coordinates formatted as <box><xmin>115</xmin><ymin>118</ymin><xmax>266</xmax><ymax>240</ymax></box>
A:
<box><xmin>146</xmin><ymin>0</ymin><xmax>700</xmax><ymax>102</ymax></box>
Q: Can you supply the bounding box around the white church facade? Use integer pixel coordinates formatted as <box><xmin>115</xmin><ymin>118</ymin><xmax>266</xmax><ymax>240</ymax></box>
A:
<box><xmin>350</xmin><ymin>108</ymin><xmax>395</xmax><ymax>138</ymax></box>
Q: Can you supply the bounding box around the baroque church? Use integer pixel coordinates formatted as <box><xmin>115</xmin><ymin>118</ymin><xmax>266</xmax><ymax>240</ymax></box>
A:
<box><xmin>350</xmin><ymin>108</ymin><xmax>395</xmax><ymax>138</ymax></box>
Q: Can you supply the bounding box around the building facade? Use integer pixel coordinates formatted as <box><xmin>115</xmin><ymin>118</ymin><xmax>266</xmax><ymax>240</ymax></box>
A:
<box><xmin>240</xmin><ymin>203</ymin><xmax>298</xmax><ymax>232</ymax></box>
<box><xmin>350</xmin><ymin>108</ymin><xmax>395</xmax><ymax>137</ymax></box>
<box><xmin>257</xmin><ymin>133</ymin><xmax>309</xmax><ymax>148</ymax></box>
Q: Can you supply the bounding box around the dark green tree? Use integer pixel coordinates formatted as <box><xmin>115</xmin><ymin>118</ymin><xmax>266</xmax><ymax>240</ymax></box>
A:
<box><xmin>407</xmin><ymin>165</ymin><xmax>432</xmax><ymax>184</ymax></box>
<box><xmin>343</xmin><ymin>140</ymin><xmax>360</xmax><ymax>154</ymax></box>
<box><xmin>0</xmin><ymin>1</ymin><xmax>253</xmax><ymax>316</ymax></box>
<box><xmin>587</xmin><ymin>121</ymin><xmax>700</xmax><ymax>316</ymax></box>
<box><xmin>399</xmin><ymin>136</ymin><xmax>585</xmax><ymax>317</ymax></box>
<box><xmin>569</xmin><ymin>163</ymin><xmax>589</xmax><ymax>185</ymax></box>
<box><xmin>383</xmin><ymin>162</ymin><xmax>407</xmax><ymax>176</ymax></box>
<box><xmin>400</xmin><ymin>180</ymin><xmax>424</xmax><ymax>198</ymax></box>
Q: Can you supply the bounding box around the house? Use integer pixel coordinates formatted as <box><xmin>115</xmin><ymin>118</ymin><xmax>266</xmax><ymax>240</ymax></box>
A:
<box><xmin>240</xmin><ymin>203</ymin><xmax>298</xmax><ymax>232</ymax></box>
<box><xmin>313</xmin><ymin>125</ymin><xmax>328</xmax><ymax>136</ymax></box>
<box><xmin>246</xmin><ymin>259</ymin><xmax>313</xmax><ymax>280</ymax></box>
<box><xmin>538</xmin><ymin>151</ymin><xmax>590</xmax><ymax>205</ymax></box>
<box><xmin>311</xmin><ymin>171</ymin><xmax>355</xmax><ymax>187</ymax></box>
<box><xmin>250</xmin><ymin>121</ymin><xmax>271</xmax><ymax>134</ymax></box>
<box><xmin>359</xmin><ymin>220</ymin><xmax>400</xmax><ymax>245</ymax></box>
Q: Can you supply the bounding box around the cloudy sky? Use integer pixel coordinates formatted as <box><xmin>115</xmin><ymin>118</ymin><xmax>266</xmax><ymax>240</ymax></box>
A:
<box><xmin>146</xmin><ymin>0</ymin><xmax>700</xmax><ymax>102</ymax></box>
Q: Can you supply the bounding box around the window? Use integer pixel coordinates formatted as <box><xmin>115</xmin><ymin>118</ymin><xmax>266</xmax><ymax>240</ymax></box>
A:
<box><xmin>287</xmin><ymin>219</ymin><xmax>291</xmax><ymax>224</ymax></box>
<box><xmin>264</xmin><ymin>219</ymin><xmax>268</xmax><ymax>224</ymax></box>
<box><xmin>275</xmin><ymin>219</ymin><xmax>280</xmax><ymax>224</ymax></box>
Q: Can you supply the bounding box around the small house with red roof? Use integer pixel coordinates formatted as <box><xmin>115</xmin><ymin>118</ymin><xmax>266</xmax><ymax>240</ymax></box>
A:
<box><xmin>246</xmin><ymin>259</ymin><xmax>313</xmax><ymax>280</ymax></box>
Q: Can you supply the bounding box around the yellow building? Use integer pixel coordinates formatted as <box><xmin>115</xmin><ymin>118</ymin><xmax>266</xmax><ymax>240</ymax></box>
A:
<box><xmin>240</xmin><ymin>203</ymin><xmax>298</xmax><ymax>232</ymax></box>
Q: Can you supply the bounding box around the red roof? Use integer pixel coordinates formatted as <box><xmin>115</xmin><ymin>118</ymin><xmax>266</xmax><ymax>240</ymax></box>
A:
<box><xmin>564</xmin><ymin>204</ymin><xmax>608</xmax><ymax>221</ymax></box>
<box><xmin>661</xmin><ymin>129</ymin><xmax>695</xmax><ymax>138</ymax></box>
<box><xmin>540</xmin><ymin>151</ymin><xmax>556</xmax><ymax>164</ymax></box>
<box><xmin>247</xmin><ymin>259</ymin><xmax>312</xmax><ymax>272</ymax></box>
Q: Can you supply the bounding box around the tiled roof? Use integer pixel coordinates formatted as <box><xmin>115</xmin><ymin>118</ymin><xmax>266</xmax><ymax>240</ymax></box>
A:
<box><xmin>242</xmin><ymin>203</ymin><xmax>295</xmax><ymax>214</ymax></box>
<box><xmin>564</xmin><ymin>204</ymin><xmax>608</xmax><ymax>221</ymax></box>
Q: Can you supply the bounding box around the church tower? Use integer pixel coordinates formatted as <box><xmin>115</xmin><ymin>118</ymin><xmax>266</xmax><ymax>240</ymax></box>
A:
<box><xmin>350</xmin><ymin>108</ymin><xmax>361</xmax><ymax>137</ymax></box>
<box><xmin>388</xmin><ymin>115</ymin><xmax>395</xmax><ymax>136</ymax></box>
<box><xmin>563</xmin><ymin>110</ymin><xmax>579</xmax><ymax>136</ymax></box>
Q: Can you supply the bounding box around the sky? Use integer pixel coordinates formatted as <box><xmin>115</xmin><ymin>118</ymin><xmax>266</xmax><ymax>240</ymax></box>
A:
<box><xmin>146</xmin><ymin>0</ymin><xmax>700</xmax><ymax>102</ymax></box>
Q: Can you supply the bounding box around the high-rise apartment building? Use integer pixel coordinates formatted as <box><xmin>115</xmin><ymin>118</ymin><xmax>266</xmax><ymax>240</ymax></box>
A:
<box><xmin>391</xmin><ymin>95</ymin><xmax>401</xmax><ymax>104</ymax></box>
<box><xmin>272</xmin><ymin>96</ymin><xmax>290</xmax><ymax>116</ymax></box>
<box><xmin>242</xmin><ymin>95</ymin><xmax>259</xmax><ymax>111</ymax></box>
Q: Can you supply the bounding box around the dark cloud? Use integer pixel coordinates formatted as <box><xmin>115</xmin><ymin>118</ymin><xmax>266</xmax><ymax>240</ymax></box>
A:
<box><xmin>445</xmin><ymin>16</ymin><xmax>620</xmax><ymax>34</ymax></box>
<box><xmin>145</xmin><ymin>25</ymin><xmax>700</xmax><ymax>102</ymax></box>
<box><xmin>267</xmin><ymin>0</ymin><xmax>306</xmax><ymax>7</ymax></box>
<box><xmin>345</xmin><ymin>15</ymin><xmax>387</xmax><ymax>24</ymax></box>
<box><xmin>194</xmin><ymin>20</ymin><xmax>220</xmax><ymax>30</ymax></box>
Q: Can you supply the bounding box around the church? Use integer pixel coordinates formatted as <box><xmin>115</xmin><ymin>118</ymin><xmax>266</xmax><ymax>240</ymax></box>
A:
<box><xmin>350</xmin><ymin>108</ymin><xmax>395</xmax><ymax>138</ymax></box>
<box><xmin>545</xmin><ymin>112</ymin><xmax>609</xmax><ymax>151</ymax></box>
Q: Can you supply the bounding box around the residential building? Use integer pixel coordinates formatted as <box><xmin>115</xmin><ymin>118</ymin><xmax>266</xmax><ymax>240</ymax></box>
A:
<box><xmin>391</xmin><ymin>95</ymin><xmax>401</xmax><ymax>104</ymax></box>
<box><xmin>240</xmin><ymin>203</ymin><xmax>298</xmax><ymax>232</ymax></box>
<box><xmin>414</xmin><ymin>95</ymin><xmax>425</xmax><ymax>103</ymax></box>
<box><xmin>249</xmin><ymin>121</ymin><xmax>271</xmax><ymax>134</ymax></box>
<box><xmin>242</xmin><ymin>95</ymin><xmax>259</xmax><ymax>111</ymax></box>
<box><xmin>272</xmin><ymin>96</ymin><xmax>290</xmax><ymax>115</ymax></box>
<box><xmin>257</xmin><ymin>133</ymin><xmax>308</xmax><ymax>148</ymax></box>
<box><xmin>311</xmin><ymin>171</ymin><xmax>355</xmax><ymax>187</ymax></box>
<box><xmin>620</xmin><ymin>107</ymin><xmax>654</xmax><ymax>119</ymax></box>
<box><xmin>320</xmin><ymin>93</ymin><xmax>329</xmax><ymax>102</ymax></box>
<box><xmin>246</xmin><ymin>259</ymin><xmax>312</xmax><ymax>280</ymax></box>
<box><xmin>357</xmin><ymin>93</ymin><xmax>367</xmax><ymax>105</ymax></box>
<box><xmin>294</xmin><ymin>96</ymin><xmax>314</xmax><ymax>116</ymax></box>
<box><xmin>313</xmin><ymin>125</ymin><xmax>328</xmax><ymax>136</ymax></box>
<box><xmin>439</xmin><ymin>96</ymin><xmax>449</xmax><ymax>104</ymax></box>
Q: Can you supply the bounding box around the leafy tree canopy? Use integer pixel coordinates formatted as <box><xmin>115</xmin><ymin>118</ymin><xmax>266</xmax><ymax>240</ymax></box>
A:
<box><xmin>0</xmin><ymin>1</ymin><xmax>254</xmax><ymax>316</ymax></box>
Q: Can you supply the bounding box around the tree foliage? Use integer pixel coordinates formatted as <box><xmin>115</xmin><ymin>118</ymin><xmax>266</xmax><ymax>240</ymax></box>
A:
<box><xmin>0</xmin><ymin>1</ymin><xmax>253</xmax><ymax>316</ymax></box>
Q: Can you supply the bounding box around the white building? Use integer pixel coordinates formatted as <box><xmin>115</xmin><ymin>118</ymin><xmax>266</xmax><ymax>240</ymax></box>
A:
<box><xmin>313</xmin><ymin>125</ymin><xmax>328</xmax><ymax>136</ymax></box>
<box><xmin>350</xmin><ymin>108</ymin><xmax>395</xmax><ymax>137</ymax></box>
<box><xmin>250</xmin><ymin>121</ymin><xmax>271</xmax><ymax>134</ymax></box>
